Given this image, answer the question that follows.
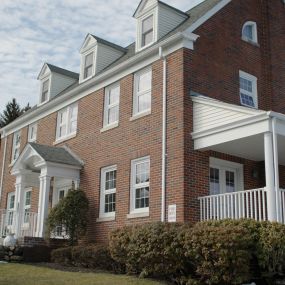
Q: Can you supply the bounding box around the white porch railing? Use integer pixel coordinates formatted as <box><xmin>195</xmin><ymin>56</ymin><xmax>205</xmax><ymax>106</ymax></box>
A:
<box><xmin>198</xmin><ymin>188</ymin><xmax>268</xmax><ymax>222</ymax></box>
<box><xmin>0</xmin><ymin>209</ymin><xmax>38</xmax><ymax>238</ymax></box>
<box><xmin>278</xmin><ymin>189</ymin><xmax>285</xmax><ymax>224</ymax></box>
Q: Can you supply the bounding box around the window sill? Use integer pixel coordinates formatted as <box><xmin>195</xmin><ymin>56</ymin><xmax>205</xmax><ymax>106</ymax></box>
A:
<box><xmin>130</xmin><ymin>110</ymin><xmax>151</xmax><ymax>121</ymax></box>
<box><xmin>100</xmin><ymin>122</ymin><xmax>119</xmax><ymax>133</ymax></box>
<box><xmin>127</xmin><ymin>211</ymin><xmax>149</xmax><ymax>219</ymax></box>
<box><xmin>96</xmin><ymin>216</ymin><xmax>116</xmax><ymax>222</ymax></box>
<box><xmin>53</xmin><ymin>133</ymin><xmax>77</xmax><ymax>145</ymax></box>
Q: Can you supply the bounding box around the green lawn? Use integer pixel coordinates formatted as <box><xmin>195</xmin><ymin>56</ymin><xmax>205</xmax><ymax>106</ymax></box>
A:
<box><xmin>0</xmin><ymin>264</ymin><xmax>166</xmax><ymax>285</ymax></box>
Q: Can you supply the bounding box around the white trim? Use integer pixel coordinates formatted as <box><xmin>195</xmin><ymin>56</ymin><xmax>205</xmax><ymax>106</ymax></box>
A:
<box><xmin>129</xmin><ymin>156</ymin><xmax>150</xmax><ymax>215</ymax></box>
<box><xmin>186</xmin><ymin>0</ymin><xmax>232</xmax><ymax>33</ymax></box>
<box><xmin>0</xmin><ymin>135</ymin><xmax>7</xmax><ymax>201</ymax></box>
<box><xmin>55</xmin><ymin>103</ymin><xmax>78</xmax><ymax>142</ymax></box>
<box><xmin>239</xmin><ymin>70</ymin><xmax>258</xmax><ymax>109</ymax></box>
<box><xmin>100</xmin><ymin>122</ymin><xmax>119</xmax><ymax>133</ymax></box>
<box><xmin>23</xmin><ymin>188</ymin><xmax>32</xmax><ymax>226</ymax></box>
<box><xmin>103</xmin><ymin>82</ymin><xmax>120</xmax><ymax>128</ymax></box>
<box><xmin>242</xmin><ymin>21</ymin><xmax>258</xmax><ymax>44</ymax></box>
<box><xmin>99</xmin><ymin>165</ymin><xmax>117</xmax><ymax>219</ymax></box>
<box><xmin>38</xmin><ymin>76</ymin><xmax>51</xmax><ymax>105</ymax></box>
<box><xmin>28</xmin><ymin>123</ymin><xmax>38</xmax><ymax>143</ymax></box>
<box><xmin>79</xmin><ymin>46</ymin><xmax>97</xmax><ymax>83</ymax></box>
<box><xmin>130</xmin><ymin>110</ymin><xmax>151</xmax><ymax>121</ymax></box>
<box><xmin>0</xmin><ymin>32</ymin><xmax>198</xmax><ymax>138</ymax></box>
<box><xmin>127</xmin><ymin>211</ymin><xmax>149</xmax><ymax>219</ymax></box>
<box><xmin>133</xmin><ymin>66</ymin><xmax>152</xmax><ymax>116</ymax></box>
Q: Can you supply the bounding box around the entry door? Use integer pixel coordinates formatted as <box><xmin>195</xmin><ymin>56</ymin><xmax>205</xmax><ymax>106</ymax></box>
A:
<box><xmin>210</xmin><ymin>167</ymin><xmax>237</xmax><ymax>195</ymax></box>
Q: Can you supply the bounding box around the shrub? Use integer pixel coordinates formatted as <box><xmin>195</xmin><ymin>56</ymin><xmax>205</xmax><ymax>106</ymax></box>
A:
<box><xmin>71</xmin><ymin>244</ymin><xmax>116</xmax><ymax>271</ymax></box>
<box><xmin>23</xmin><ymin>246</ymin><xmax>52</xmax><ymax>262</ymax></box>
<box><xmin>183</xmin><ymin>220</ymin><xmax>257</xmax><ymax>285</ymax></box>
<box><xmin>51</xmin><ymin>247</ymin><xmax>72</xmax><ymax>265</ymax></box>
<box><xmin>109</xmin><ymin>222</ymin><xmax>191</xmax><ymax>279</ymax></box>
<box><xmin>257</xmin><ymin>221</ymin><xmax>285</xmax><ymax>281</ymax></box>
<box><xmin>47</xmin><ymin>189</ymin><xmax>89</xmax><ymax>246</ymax></box>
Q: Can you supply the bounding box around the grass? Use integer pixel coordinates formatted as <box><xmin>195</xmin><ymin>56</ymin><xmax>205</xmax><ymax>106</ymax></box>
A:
<box><xmin>0</xmin><ymin>264</ymin><xmax>166</xmax><ymax>285</ymax></box>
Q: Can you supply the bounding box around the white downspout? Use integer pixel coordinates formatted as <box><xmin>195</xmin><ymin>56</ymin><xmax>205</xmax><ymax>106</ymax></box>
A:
<box><xmin>272</xmin><ymin>117</ymin><xmax>280</xmax><ymax>222</ymax></box>
<box><xmin>0</xmin><ymin>132</ymin><xmax>7</xmax><ymax>204</ymax></box>
<box><xmin>159</xmin><ymin>47</ymin><xmax>167</xmax><ymax>222</ymax></box>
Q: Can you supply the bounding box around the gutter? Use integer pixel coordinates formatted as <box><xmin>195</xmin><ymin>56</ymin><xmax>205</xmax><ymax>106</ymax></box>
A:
<box><xmin>159</xmin><ymin>47</ymin><xmax>167</xmax><ymax>222</ymax></box>
<box><xmin>0</xmin><ymin>32</ymin><xmax>199</xmax><ymax>137</ymax></box>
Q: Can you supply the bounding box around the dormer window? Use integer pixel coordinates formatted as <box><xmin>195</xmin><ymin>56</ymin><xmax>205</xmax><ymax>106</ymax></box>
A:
<box><xmin>41</xmin><ymin>79</ymin><xmax>50</xmax><ymax>103</ymax></box>
<box><xmin>142</xmin><ymin>15</ymin><xmax>154</xmax><ymax>48</ymax></box>
<box><xmin>242</xmin><ymin>21</ymin><xmax>258</xmax><ymax>44</ymax></box>
<box><xmin>84</xmin><ymin>52</ymin><xmax>94</xmax><ymax>79</ymax></box>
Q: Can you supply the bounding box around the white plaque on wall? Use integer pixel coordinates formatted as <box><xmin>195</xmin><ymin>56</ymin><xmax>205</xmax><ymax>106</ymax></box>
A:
<box><xmin>168</xmin><ymin>204</ymin><xmax>177</xmax><ymax>222</ymax></box>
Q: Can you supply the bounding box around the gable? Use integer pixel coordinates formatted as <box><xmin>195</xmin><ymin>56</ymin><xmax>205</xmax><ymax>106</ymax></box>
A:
<box><xmin>134</xmin><ymin>0</ymin><xmax>158</xmax><ymax>18</ymax></box>
<box><xmin>37</xmin><ymin>63</ymin><xmax>51</xmax><ymax>80</ymax></box>
<box><xmin>80</xmin><ymin>34</ymin><xmax>97</xmax><ymax>54</ymax></box>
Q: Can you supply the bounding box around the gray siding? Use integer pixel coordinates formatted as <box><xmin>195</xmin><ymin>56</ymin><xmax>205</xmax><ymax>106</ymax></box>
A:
<box><xmin>157</xmin><ymin>5</ymin><xmax>187</xmax><ymax>39</ymax></box>
<box><xmin>95</xmin><ymin>44</ymin><xmax>124</xmax><ymax>75</ymax></box>
<box><xmin>49</xmin><ymin>73</ymin><xmax>77</xmax><ymax>99</ymax></box>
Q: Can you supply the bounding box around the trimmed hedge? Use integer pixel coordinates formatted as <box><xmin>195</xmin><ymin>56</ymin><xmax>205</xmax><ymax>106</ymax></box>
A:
<box><xmin>51</xmin><ymin>244</ymin><xmax>119</xmax><ymax>272</ymax></box>
<box><xmin>109</xmin><ymin>220</ymin><xmax>285</xmax><ymax>284</ymax></box>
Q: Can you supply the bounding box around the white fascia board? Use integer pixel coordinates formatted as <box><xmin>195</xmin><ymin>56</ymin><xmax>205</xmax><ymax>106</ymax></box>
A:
<box><xmin>192</xmin><ymin>113</ymin><xmax>270</xmax><ymax>140</ymax></box>
<box><xmin>186</xmin><ymin>0</ymin><xmax>232</xmax><ymax>33</ymax></box>
<box><xmin>192</xmin><ymin>96</ymin><xmax>264</xmax><ymax>116</ymax></box>
<box><xmin>194</xmin><ymin>118</ymin><xmax>270</xmax><ymax>150</ymax></box>
<box><xmin>1</xmin><ymin>32</ymin><xmax>199</xmax><ymax>138</ymax></box>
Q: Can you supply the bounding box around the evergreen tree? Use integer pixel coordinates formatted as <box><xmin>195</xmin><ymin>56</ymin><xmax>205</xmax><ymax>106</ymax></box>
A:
<box><xmin>0</xmin><ymin>98</ymin><xmax>31</xmax><ymax>128</ymax></box>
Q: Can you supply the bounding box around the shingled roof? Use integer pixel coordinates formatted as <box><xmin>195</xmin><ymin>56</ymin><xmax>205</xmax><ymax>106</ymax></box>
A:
<box><xmin>45</xmin><ymin>63</ymin><xmax>79</xmax><ymax>79</ymax></box>
<box><xmin>29</xmin><ymin>143</ymin><xmax>83</xmax><ymax>167</ymax></box>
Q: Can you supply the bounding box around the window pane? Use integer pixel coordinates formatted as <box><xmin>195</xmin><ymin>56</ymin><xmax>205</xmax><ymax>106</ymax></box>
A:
<box><xmin>42</xmin><ymin>79</ymin><xmax>49</xmax><ymax>102</ymax></box>
<box><xmin>138</xmin><ymin>71</ymin><xmax>151</xmax><ymax>93</ymax></box>
<box><xmin>135</xmin><ymin>161</ymin><xmax>150</xmax><ymax>184</ymax></box>
<box><xmin>84</xmin><ymin>52</ymin><xmax>93</xmax><ymax>79</ymax></box>
<box><xmin>226</xmin><ymin>171</ymin><xmax>235</xmax><ymax>193</ymax></box>
<box><xmin>9</xmin><ymin>195</ymin><xmax>15</xmax><ymax>209</ymax></box>
<box><xmin>142</xmin><ymin>16</ymin><xmax>153</xmax><ymax>33</ymax></box>
<box><xmin>109</xmin><ymin>87</ymin><xmax>120</xmax><ymax>105</ymax></box>
<box><xmin>244</xmin><ymin>25</ymin><xmax>253</xmax><ymax>40</ymax></box>
<box><xmin>135</xmin><ymin>187</ymin><xmax>149</xmax><ymax>209</ymax></box>
<box><xmin>105</xmin><ymin>170</ymin><xmax>117</xmax><ymax>190</ymax></box>
<box><xmin>210</xmin><ymin>167</ymin><xmax>220</xmax><ymax>195</ymax></box>
<box><xmin>104</xmin><ymin>193</ymin><xmax>116</xmax><ymax>213</ymax></box>
<box><xmin>138</xmin><ymin>92</ymin><xmax>151</xmax><ymax>113</ymax></box>
<box><xmin>108</xmin><ymin>106</ymin><xmax>119</xmax><ymax>124</ymax></box>
<box><xmin>25</xmin><ymin>192</ymin><xmax>31</xmax><ymax>206</ymax></box>
<box><xmin>85</xmin><ymin>52</ymin><xmax>93</xmax><ymax>67</ymax></box>
<box><xmin>240</xmin><ymin>93</ymin><xmax>255</xmax><ymax>107</ymax></box>
<box><xmin>240</xmin><ymin>77</ymin><xmax>253</xmax><ymax>92</ymax></box>
<box><xmin>142</xmin><ymin>31</ymin><xmax>154</xmax><ymax>47</ymax></box>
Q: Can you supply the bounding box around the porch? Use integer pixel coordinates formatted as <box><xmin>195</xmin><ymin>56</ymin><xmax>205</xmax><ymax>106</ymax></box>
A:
<box><xmin>1</xmin><ymin>143</ymin><xmax>82</xmax><ymax>239</ymax></box>
<box><xmin>192</xmin><ymin>94</ymin><xmax>285</xmax><ymax>224</ymax></box>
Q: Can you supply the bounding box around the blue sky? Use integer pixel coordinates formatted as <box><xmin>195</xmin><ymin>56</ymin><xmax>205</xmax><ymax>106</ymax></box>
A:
<box><xmin>0</xmin><ymin>0</ymin><xmax>204</xmax><ymax>112</ymax></box>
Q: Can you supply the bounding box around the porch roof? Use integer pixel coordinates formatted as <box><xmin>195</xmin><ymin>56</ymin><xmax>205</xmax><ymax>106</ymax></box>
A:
<box><xmin>29</xmin><ymin>143</ymin><xmax>83</xmax><ymax>167</ymax></box>
<box><xmin>191</xmin><ymin>93</ymin><xmax>285</xmax><ymax>164</ymax></box>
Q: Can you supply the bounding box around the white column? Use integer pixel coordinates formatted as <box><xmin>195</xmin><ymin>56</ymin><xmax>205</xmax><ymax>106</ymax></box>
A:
<box><xmin>36</xmin><ymin>175</ymin><xmax>51</xmax><ymax>238</ymax></box>
<box><xmin>14</xmin><ymin>175</ymin><xmax>25</xmax><ymax>238</ymax></box>
<box><xmin>264</xmin><ymin>132</ymin><xmax>277</xmax><ymax>221</ymax></box>
<box><xmin>74</xmin><ymin>179</ymin><xmax>80</xmax><ymax>190</ymax></box>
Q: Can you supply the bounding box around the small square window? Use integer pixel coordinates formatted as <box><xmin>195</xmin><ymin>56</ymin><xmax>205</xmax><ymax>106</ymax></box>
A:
<box><xmin>41</xmin><ymin>79</ymin><xmax>50</xmax><ymax>103</ymax></box>
<box><xmin>28</xmin><ymin>123</ymin><xmax>37</xmax><ymax>142</ymax></box>
<box><xmin>84</xmin><ymin>52</ymin><xmax>94</xmax><ymax>79</ymax></box>
<box><xmin>242</xmin><ymin>21</ymin><xmax>258</xmax><ymax>44</ymax></box>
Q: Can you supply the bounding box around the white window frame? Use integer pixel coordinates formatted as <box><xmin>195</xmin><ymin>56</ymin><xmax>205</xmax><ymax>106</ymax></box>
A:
<box><xmin>136</xmin><ymin>10</ymin><xmax>157</xmax><ymax>52</ymax></box>
<box><xmin>99</xmin><ymin>165</ymin><xmax>117</xmax><ymax>219</ymax></box>
<box><xmin>133</xmin><ymin>67</ymin><xmax>152</xmax><ymax>117</ymax></box>
<box><xmin>56</xmin><ymin>103</ymin><xmax>78</xmax><ymax>141</ymax></box>
<box><xmin>23</xmin><ymin>189</ymin><xmax>32</xmax><ymax>226</ymax></box>
<box><xmin>7</xmin><ymin>192</ymin><xmax>15</xmax><ymax>227</ymax></box>
<box><xmin>80</xmin><ymin>47</ymin><xmax>97</xmax><ymax>83</ymax></box>
<box><xmin>239</xmin><ymin>70</ymin><xmax>258</xmax><ymax>109</ymax></box>
<box><xmin>11</xmin><ymin>131</ymin><xmax>21</xmax><ymax>164</ymax></box>
<box><xmin>103</xmin><ymin>82</ymin><xmax>120</xmax><ymax>128</ymax></box>
<box><xmin>242</xmin><ymin>21</ymin><xmax>258</xmax><ymax>44</ymax></box>
<box><xmin>40</xmin><ymin>77</ymin><xmax>51</xmax><ymax>104</ymax></box>
<box><xmin>130</xmin><ymin>156</ymin><xmax>150</xmax><ymax>214</ymax></box>
<box><xmin>28</xmin><ymin>123</ymin><xmax>37</xmax><ymax>142</ymax></box>
<box><xmin>209</xmin><ymin>158</ymin><xmax>244</xmax><ymax>195</ymax></box>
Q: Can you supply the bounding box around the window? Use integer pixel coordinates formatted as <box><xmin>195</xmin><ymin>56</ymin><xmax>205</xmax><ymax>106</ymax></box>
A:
<box><xmin>41</xmin><ymin>79</ymin><xmax>50</xmax><ymax>103</ymax></box>
<box><xmin>239</xmin><ymin>71</ymin><xmax>258</xmax><ymax>108</ymax></box>
<box><xmin>242</xmin><ymin>21</ymin><xmax>258</xmax><ymax>44</ymax></box>
<box><xmin>84</xmin><ymin>52</ymin><xmax>94</xmax><ymax>79</ymax></box>
<box><xmin>23</xmin><ymin>190</ymin><xmax>31</xmax><ymax>224</ymax></box>
<box><xmin>56</xmin><ymin>103</ymin><xmax>78</xmax><ymax>141</ymax></box>
<box><xmin>28</xmin><ymin>123</ymin><xmax>37</xmax><ymax>142</ymax></box>
<box><xmin>130</xmin><ymin>157</ymin><xmax>150</xmax><ymax>213</ymax></box>
<box><xmin>100</xmin><ymin>166</ymin><xmax>117</xmax><ymax>218</ymax></box>
<box><xmin>7</xmin><ymin>192</ymin><xmax>15</xmax><ymax>226</ymax></box>
<box><xmin>141</xmin><ymin>15</ymin><xmax>154</xmax><ymax>48</ymax></box>
<box><xmin>103</xmin><ymin>83</ymin><xmax>120</xmax><ymax>127</ymax></box>
<box><xmin>11</xmin><ymin>131</ymin><xmax>21</xmax><ymax>163</ymax></box>
<box><xmin>133</xmin><ymin>67</ymin><xmax>152</xmax><ymax>116</ymax></box>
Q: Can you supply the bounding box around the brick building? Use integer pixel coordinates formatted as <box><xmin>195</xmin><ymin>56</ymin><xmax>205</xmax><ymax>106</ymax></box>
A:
<box><xmin>1</xmin><ymin>0</ymin><xmax>285</xmax><ymax>243</ymax></box>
